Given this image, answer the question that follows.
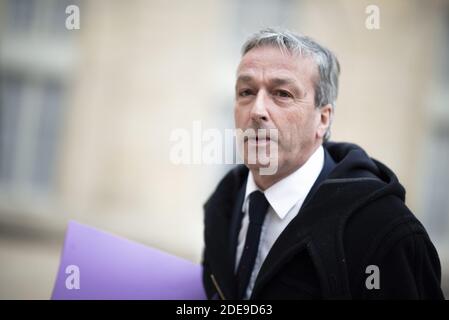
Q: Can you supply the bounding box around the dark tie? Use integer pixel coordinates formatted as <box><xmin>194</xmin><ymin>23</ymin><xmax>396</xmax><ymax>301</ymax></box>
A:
<box><xmin>236</xmin><ymin>190</ymin><xmax>269</xmax><ymax>299</ymax></box>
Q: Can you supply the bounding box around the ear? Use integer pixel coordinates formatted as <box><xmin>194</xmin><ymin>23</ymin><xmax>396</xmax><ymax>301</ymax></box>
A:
<box><xmin>316</xmin><ymin>104</ymin><xmax>333</xmax><ymax>140</ymax></box>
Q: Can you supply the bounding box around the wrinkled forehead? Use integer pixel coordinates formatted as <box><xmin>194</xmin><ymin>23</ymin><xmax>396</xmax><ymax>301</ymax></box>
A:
<box><xmin>236</xmin><ymin>45</ymin><xmax>318</xmax><ymax>84</ymax></box>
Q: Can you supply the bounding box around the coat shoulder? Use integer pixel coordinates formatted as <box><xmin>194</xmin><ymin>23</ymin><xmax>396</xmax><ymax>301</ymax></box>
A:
<box><xmin>203</xmin><ymin>165</ymin><xmax>248</xmax><ymax>211</ymax></box>
<box><xmin>343</xmin><ymin>195</ymin><xmax>443</xmax><ymax>299</ymax></box>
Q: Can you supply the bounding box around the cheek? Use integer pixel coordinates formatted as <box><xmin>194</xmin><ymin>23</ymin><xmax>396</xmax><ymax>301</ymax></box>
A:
<box><xmin>280</xmin><ymin>112</ymin><xmax>304</xmax><ymax>146</ymax></box>
<box><xmin>279</xmin><ymin>110</ymin><xmax>314</xmax><ymax>150</ymax></box>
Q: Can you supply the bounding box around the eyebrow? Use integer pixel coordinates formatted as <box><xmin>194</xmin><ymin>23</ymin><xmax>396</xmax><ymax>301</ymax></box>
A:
<box><xmin>236</xmin><ymin>74</ymin><xmax>305</xmax><ymax>97</ymax></box>
<box><xmin>270</xmin><ymin>77</ymin><xmax>297</xmax><ymax>87</ymax></box>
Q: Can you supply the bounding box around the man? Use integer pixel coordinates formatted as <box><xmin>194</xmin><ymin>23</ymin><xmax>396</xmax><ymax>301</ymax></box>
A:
<box><xmin>201</xmin><ymin>28</ymin><xmax>444</xmax><ymax>299</ymax></box>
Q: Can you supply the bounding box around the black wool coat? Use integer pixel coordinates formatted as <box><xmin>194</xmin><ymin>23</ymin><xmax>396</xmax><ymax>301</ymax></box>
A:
<box><xmin>202</xmin><ymin>142</ymin><xmax>444</xmax><ymax>300</ymax></box>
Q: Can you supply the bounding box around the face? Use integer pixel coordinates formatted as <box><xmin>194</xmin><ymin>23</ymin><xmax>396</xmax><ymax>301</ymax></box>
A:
<box><xmin>234</xmin><ymin>45</ymin><xmax>331</xmax><ymax>179</ymax></box>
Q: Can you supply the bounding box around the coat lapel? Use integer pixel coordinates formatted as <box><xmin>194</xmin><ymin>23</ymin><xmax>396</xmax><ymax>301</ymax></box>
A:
<box><xmin>204</xmin><ymin>166</ymin><xmax>248</xmax><ymax>299</ymax></box>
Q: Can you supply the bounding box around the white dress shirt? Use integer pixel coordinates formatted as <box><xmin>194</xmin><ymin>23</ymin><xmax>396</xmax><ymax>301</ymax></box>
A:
<box><xmin>235</xmin><ymin>145</ymin><xmax>324</xmax><ymax>299</ymax></box>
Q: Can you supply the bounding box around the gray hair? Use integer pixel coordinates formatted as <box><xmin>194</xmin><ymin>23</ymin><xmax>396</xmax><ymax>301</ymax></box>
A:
<box><xmin>241</xmin><ymin>28</ymin><xmax>340</xmax><ymax>141</ymax></box>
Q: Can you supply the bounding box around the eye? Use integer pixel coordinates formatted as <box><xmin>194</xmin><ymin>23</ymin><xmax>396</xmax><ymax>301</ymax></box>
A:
<box><xmin>274</xmin><ymin>90</ymin><xmax>293</xmax><ymax>99</ymax></box>
<box><xmin>238</xmin><ymin>89</ymin><xmax>254</xmax><ymax>97</ymax></box>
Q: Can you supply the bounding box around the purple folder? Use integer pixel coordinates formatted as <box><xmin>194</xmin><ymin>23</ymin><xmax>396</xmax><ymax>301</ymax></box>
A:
<box><xmin>51</xmin><ymin>220</ymin><xmax>206</xmax><ymax>300</ymax></box>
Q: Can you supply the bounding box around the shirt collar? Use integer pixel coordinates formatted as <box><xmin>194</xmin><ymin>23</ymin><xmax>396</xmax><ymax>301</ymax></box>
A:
<box><xmin>243</xmin><ymin>145</ymin><xmax>324</xmax><ymax>219</ymax></box>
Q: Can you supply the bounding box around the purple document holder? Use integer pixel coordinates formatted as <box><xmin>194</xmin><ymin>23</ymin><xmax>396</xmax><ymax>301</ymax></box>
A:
<box><xmin>51</xmin><ymin>220</ymin><xmax>206</xmax><ymax>300</ymax></box>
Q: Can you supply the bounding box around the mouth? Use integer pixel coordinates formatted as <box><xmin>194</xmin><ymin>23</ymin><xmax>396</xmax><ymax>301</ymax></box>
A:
<box><xmin>246</xmin><ymin>136</ymin><xmax>272</xmax><ymax>146</ymax></box>
<box><xmin>240</xmin><ymin>127</ymin><xmax>279</xmax><ymax>146</ymax></box>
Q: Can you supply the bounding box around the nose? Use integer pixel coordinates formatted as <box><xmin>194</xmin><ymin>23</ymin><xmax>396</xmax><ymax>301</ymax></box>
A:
<box><xmin>250</xmin><ymin>90</ymin><xmax>269</xmax><ymax>123</ymax></box>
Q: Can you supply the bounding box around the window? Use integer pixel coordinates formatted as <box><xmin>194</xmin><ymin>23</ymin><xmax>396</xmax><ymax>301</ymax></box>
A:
<box><xmin>0</xmin><ymin>0</ymin><xmax>75</xmax><ymax>201</ymax></box>
<box><xmin>0</xmin><ymin>73</ymin><xmax>65</xmax><ymax>195</ymax></box>
<box><xmin>420</xmin><ymin>10</ymin><xmax>449</xmax><ymax>244</ymax></box>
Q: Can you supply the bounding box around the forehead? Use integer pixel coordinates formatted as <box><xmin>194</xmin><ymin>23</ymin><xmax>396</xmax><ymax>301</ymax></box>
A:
<box><xmin>236</xmin><ymin>46</ymin><xmax>317</xmax><ymax>84</ymax></box>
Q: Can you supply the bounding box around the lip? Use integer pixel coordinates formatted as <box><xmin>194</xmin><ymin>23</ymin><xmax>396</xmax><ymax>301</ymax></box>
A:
<box><xmin>247</xmin><ymin>137</ymin><xmax>271</xmax><ymax>146</ymax></box>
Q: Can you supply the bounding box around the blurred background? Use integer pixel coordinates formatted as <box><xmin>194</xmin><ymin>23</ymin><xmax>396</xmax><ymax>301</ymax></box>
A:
<box><xmin>0</xmin><ymin>0</ymin><xmax>448</xmax><ymax>299</ymax></box>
